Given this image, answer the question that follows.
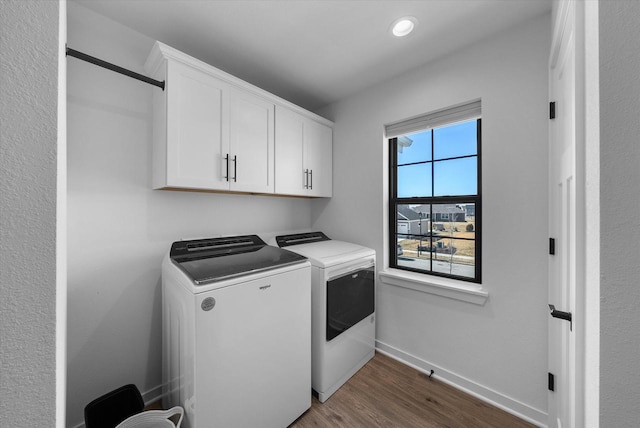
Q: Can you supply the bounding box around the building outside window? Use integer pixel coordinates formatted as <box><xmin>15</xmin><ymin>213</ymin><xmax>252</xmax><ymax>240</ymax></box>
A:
<box><xmin>387</xmin><ymin>100</ymin><xmax>481</xmax><ymax>282</ymax></box>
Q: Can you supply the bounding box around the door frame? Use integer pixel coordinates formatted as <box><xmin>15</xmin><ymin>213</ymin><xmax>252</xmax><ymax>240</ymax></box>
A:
<box><xmin>548</xmin><ymin>0</ymin><xmax>600</xmax><ymax>426</ymax></box>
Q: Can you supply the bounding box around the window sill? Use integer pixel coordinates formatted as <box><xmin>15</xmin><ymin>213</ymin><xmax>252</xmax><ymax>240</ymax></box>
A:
<box><xmin>378</xmin><ymin>269</ymin><xmax>488</xmax><ymax>305</ymax></box>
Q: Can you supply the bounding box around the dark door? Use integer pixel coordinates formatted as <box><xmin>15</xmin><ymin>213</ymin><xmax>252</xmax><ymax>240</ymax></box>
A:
<box><xmin>326</xmin><ymin>266</ymin><xmax>375</xmax><ymax>341</ymax></box>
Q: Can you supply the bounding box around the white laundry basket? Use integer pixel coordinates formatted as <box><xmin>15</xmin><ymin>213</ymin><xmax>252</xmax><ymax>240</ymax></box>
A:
<box><xmin>115</xmin><ymin>406</ymin><xmax>183</xmax><ymax>428</ymax></box>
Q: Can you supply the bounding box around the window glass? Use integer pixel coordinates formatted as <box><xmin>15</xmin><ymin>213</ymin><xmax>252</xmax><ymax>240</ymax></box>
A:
<box><xmin>397</xmin><ymin>130</ymin><xmax>432</xmax><ymax>165</ymax></box>
<box><xmin>433</xmin><ymin>120</ymin><xmax>477</xmax><ymax>160</ymax></box>
<box><xmin>433</xmin><ymin>157</ymin><xmax>477</xmax><ymax>196</ymax></box>
<box><xmin>397</xmin><ymin>163</ymin><xmax>432</xmax><ymax>198</ymax></box>
<box><xmin>430</xmin><ymin>239</ymin><xmax>475</xmax><ymax>279</ymax></box>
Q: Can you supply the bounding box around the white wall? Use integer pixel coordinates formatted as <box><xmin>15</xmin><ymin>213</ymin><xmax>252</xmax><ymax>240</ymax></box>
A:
<box><xmin>66</xmin><ymin>3</ymin><xmax>313</xmax><ymax>427</ymax></box>
<box><xmin>0</xmin><ymin>1</ymin><xmax>62</xmax><ymax>426</ymax></box>
<box><xmin>314</xmin><ymin>14</ymin><xmax>550</xmax><ymax>424</ymax></box>
<box><xmin>599</xmin><ymin>1</ymin><xmax>640</xmax><ymax>426</ymax></box>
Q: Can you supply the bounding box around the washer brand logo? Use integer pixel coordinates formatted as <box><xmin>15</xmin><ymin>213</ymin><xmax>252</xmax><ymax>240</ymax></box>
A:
<box><xmin>201</xmin><ymin>297</ymin><xmax>216</xmax><ymax>311</ymax></box>
<box><xmin>259</xmin><ymin>285</ymin><xmax>271</xmax><ymax>290</ymax></box>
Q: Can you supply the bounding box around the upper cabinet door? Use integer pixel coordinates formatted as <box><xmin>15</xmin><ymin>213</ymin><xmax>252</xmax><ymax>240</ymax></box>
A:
<box><xmin>304</xmin><ymin>119</ymin><xmax>332</xmax><ymax>197</ymax></box>
<box><xmin>275</xmin><ymin>107</ymin><xmax>306</xmax><ymax>196</ymax></box>
<box><xmin>274</xmin><ymin>106</ymin><xmax>333</xmax><ymax>197</ymax></box>
<box><xmin>228</xmin><ymin>89</ymin><xmax>275</xmax><ymax>194</ymax></box>
<box><xmin>165</xmin><ymin>61</ymin><xmax>229</xmax><ymax>190</ymax></box>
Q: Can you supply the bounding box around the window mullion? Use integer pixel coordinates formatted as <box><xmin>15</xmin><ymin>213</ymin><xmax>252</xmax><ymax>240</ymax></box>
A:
<box><xmin>430</xmin><ymin>129</ymin><xmax>435</xmax><ymax>198</ymax></box>
<box><xmin>430</xmin><ymin>129</ymin><xmax>434</xmax><ymax>272</ymax></box>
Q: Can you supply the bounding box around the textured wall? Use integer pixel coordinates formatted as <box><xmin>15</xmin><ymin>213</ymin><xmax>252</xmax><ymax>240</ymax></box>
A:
<box><xmin>0</xmin><ymin>1</ymin><xmax>60</xmax><ymax>426</ymax></box>
<box><xmin>314</xmin><ymin>14</ymin><xmax>550</xmax><ymax>424</ymax></box>
<box><xmin>599</xmin><ymin>1</ymin><xmax>640</xmax><ymax>426</ymax></box>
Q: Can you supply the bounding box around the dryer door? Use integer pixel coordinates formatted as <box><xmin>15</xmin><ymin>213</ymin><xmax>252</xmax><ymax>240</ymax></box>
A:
<box><xmin>326</xmin><ymin>265</ymin><xmax>375</xmax><ymax>341</ymax></box>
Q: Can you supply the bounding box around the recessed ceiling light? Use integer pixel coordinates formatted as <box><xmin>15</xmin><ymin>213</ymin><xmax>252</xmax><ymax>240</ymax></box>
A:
<box><xmin>391</xmin><ymin>16</ymin><xmax>417</xmax><ymax>37</ymax></box>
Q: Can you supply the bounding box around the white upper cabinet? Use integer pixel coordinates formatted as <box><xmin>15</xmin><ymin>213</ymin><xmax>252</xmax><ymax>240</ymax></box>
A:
<box><xmin>275</xmin><ymin>106</ymin><xmax>332</xmax><ymax>197</ymax></box>
<box><xmin>303</xmin><ymin>117</ymin><xmax>332</xmax><ymax>197</ymax></box>
<box><xmin>274</xmin><ymin>107</ymin><xmax>305</xmax><ymax>196</ymax></box>
<box><xmin>145</xmin><ymin>41</ymin><xmax>331</xmax><ymax>197</ymax></box>
<box><xmin>227</xmin><ymin>88</ymin><xmax>275</xmax><ymax>194</ymax></box>
<box><xmin>162</xmin><ymin>60</ymin><xmax>229</xmax><ymax>190</ymax></box>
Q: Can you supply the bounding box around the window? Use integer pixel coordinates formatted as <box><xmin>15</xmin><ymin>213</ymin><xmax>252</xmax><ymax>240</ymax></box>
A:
<box><xmin>388</xmin><ymin>101</ymin><xmax>481</xmax><ymax>283</ymax></box>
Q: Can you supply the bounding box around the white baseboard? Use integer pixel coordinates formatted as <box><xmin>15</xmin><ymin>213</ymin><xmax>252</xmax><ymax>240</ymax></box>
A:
<box><xmin>70</xmin><ymin>384</ymin><xmax>166</xmax><ymax>428</ymax></box>
<box><xmin>375</xmin><ymin>340</ymin><xmax>548</xmax><ymax>427</ymax></box>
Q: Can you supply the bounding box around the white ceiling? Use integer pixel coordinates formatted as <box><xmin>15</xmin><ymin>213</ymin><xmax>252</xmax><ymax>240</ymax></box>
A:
<box><xmin>74</xmin><ymin>0</ymin><xmax>552</xmax><ymax>111</ymax></box>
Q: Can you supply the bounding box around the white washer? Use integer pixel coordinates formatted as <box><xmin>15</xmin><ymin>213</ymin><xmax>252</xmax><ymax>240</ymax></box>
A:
<box><xmin>162</xmin><ymin>235</ymin><xmax>311</xmax><ymax>428</ymax></box>
<box><xmin>273</xmin><ymin>232</ymin><xmax>376</xmax><ymax>403</ymax></box>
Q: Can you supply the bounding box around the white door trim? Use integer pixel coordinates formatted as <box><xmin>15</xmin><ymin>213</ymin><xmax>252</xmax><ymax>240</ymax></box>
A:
<box><xmin>577</xmin><ymin>1</ymin><xmax>601</xmax><ymax>426</ymax></box>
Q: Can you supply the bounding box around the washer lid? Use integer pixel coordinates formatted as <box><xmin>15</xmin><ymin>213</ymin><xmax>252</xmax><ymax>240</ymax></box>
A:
<box><xmin>170</xmin><ymin>235</ymin><xmax>307</xmax><ymax>285</ymax></box>
<box><xmin>275</xmin><ymin>232</ymin><xmax>374</xmax><ymax>268</ymax></box>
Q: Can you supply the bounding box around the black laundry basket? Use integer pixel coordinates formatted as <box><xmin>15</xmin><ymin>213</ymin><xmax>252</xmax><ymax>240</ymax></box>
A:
<box><xmin>84</xmin><ymin>384</ymin><xmax>145</xmax><ymax>428</ymax></box>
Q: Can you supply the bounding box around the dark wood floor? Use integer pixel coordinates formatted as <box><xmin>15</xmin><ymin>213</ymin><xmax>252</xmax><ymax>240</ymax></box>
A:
<box><xmin>289</xmin><ymin>352</ymin><xmax>537</xmax><ymax>428</ymax></box>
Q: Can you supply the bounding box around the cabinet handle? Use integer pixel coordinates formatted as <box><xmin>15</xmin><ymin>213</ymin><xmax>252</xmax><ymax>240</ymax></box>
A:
<box><xmin>232</xmin><ymin>155</ymin><xmax>237</xmax><ymax>182</ymax></box>
<box><xmin>309</xmin><ymin>169</ymin><xmax>313</xmax><ymax>190</ymax></box>
<box><xmin>224</xmin><ymin>154</ymin><xmax>229</xmax><ymax>181</ymax></box>
<box><xmin>304</xmin><ymin>169</ymin><xmax>309</xmax><ymax>189</ymax></box>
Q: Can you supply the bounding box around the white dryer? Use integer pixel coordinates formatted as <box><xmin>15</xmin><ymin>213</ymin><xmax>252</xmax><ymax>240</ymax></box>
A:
<box><xmin>273</xmin><ymin>232</ymin><xmax>375</xmax><ymax>403</ymax></box>
<box><xmin>162</xmin><ymin>235</ymin><xmax>311</xmax><ymax>428</ymax></box>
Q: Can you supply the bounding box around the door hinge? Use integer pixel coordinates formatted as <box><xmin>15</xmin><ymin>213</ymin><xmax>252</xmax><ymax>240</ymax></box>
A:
<box><xmin>548</xmin><ymin>372</ymin><xmax>555</xmax><ymax>391</ymax></box>
<box><xmin>550</xmin><ymin>101</ymin><xmax>556</xmax><ymax>119</ymax></box>
<box><xmin>549</xmin><ymin>238</ymin><xmax>555</xmax><ymax>255</ymax></box>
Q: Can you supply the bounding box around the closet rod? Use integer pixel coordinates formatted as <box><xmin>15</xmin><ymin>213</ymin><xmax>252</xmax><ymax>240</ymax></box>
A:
<box><xmin>66</xmin><ymin>46</ymin><xmax>165</xmax><ymax>90</ymax></box>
